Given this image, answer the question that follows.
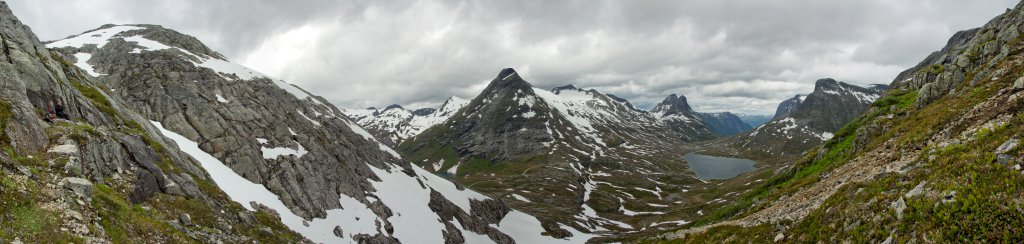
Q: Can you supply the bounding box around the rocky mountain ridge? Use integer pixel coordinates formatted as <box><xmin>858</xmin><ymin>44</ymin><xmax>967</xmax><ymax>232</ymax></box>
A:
<box><xmin>39</xmin><ymin>20</ymin><xmax>574</xmax><ymax>244</ymax></box>
<box><xmin>345</xmin><ymin>96</ymin><xmax>470</xmax><ymax>146</ymax></box>
<box><xmin>725</xmin><ymin>79</ymin><xmax>888</xmax><ymax>161</ymax></box>
<box><xmin>393</xmin><ymin>68</ymin><xmax>780</xmax><ymax>241</ymax></box>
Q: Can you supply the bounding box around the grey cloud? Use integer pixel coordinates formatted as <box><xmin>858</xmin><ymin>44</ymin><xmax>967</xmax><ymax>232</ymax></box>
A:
<box><xmin>8</xmin><ymin>0</ymin><xmax>1018</xmax><ymax>114</ymax></box>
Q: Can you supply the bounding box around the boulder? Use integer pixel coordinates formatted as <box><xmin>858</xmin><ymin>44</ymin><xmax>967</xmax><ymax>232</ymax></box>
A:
<box><xmin>47</xmin><ymin>144</ymin><xmax>79</xmax><ymax>155</ymax></box>
<box><xmin>1015</xmin><ymin>77</ymin><xmax>1024</xmax><ymax>89</ymax></box>
<box><xmin>905</xmin><ymin>181</ymin><xmax>927</xmax><ymax>198</ymax></box>
<box><xmin>179</xmin><ymin>213</ymin><xmax>192</xmax><ymax>226</ymax></box>
<box><xmin>62</xmin><ymin>177</ymin><xmax>94</xmax><ymax>198</ymax></box>
<box><xmin>333</xmin><ymin>226</ymin><xmax>344</xmax><ymax>237</ymax></box>
<box><xmin>997</xmin><ymin>139</ymin><xmax>1019</xmax><ymax>153</ymax></box>
<box><xmin>891</xmin><ymin>197</ymin><xmax>907</xmax><ymax>220</ymax></box>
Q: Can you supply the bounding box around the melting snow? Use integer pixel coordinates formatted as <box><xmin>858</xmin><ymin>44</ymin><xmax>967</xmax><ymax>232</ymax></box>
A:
<box><xmin>344</xmin><ymin>120</ymin><xmax>402</xmax><ymax>158</ymax></box>
<box><xmin>153</xmin><ymin>121</ymin><xmax>380</xmax><ymax>243</ymax></box>
<box><xmin>156</xmin><ymin>120</ymin><xmax>568</xmax><ymax>243</ymax></box>
<box><xmin>511</xmin><ymin>194</ymin><xmax>532</xmax><ymax>203</ymax></box>
<box><xmin>296</xmin><ymin>109</ymin><xmax>321</xmax><ymax>126</ymax></box>
<box><xmin>259</xmin><ymin>139</ymin><xmax>308</xmax><ymax>159</ymax></box>
<box><xmin>215</xmin><ymin>94</ymin><xmax>229</xmax><ymax>103</ymax></box>
<box><xmin>72</xmin><ymin>53</ymin><xmax>101</xmax><ymax>77</ymax></box>
<box><xmin>46</xmin><ymin>25</ymin><xmax>145</xmax><ymax>49</ymax></box>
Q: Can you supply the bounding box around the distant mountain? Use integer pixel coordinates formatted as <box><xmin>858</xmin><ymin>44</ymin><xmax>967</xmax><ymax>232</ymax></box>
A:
<box><xmin>772</xmin><ymin>95</ymin><xmax>806</xmax><ymax>120</ymax></box>
<box><xmin>398</xmin><ymin>68</ymin><xmax>715</xmax><ymax>237</ymax></box>
<box><xmin>730</xmin><ymin>79</ymin><xmax>888</xmax><ymax>160</ymax></box>
<box><xmin>735</xmin><ymin>114</ymin><xmax>772</xmax><ymax>128</ymax></box>
<box><xmin>696</xmin><ymin>112</ymin><xmax>753</xmax><ymax>137</ymax></box>
<box><xmin>651</xmin><ymin>94</ymin><xmax>719</xmax><ymax>141</ymax></box>
<box><xmin>344</xmin><ymin>96</ymin><xmax>470</xmax><ymax>146</ymax></box>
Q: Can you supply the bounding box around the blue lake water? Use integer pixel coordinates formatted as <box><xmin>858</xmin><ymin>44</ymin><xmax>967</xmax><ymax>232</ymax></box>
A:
<box><xmin>683</xmin><ymin>153</ymin><xmax>757</xmax><ymax>180</ymax></box>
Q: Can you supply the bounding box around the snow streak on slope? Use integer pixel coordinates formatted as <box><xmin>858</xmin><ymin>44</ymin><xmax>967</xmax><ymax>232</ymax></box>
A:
<box><xmin>532</xmin><ymin>88</ymin><xmax>607</xmax><ymax>146</ymax></box>
<box><xmin>72</xmin><ymin>53</ymin><xmax>101</xmax><ymax>77</ymax></box>
<box><xmin>153</xmin><ymin>121</ymin><xmax>379</xmax><ymax>243</ymax></box>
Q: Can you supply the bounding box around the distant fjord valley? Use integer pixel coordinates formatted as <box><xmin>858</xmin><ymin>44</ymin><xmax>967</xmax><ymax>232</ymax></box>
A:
<box><xmin>1</xmin><ymin>0</ymin><xmax>1023</xmax><ymax>243</ymax></box>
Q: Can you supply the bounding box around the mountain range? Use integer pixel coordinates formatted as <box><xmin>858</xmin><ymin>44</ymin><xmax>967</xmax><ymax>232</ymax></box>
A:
<box><xmin>1</xmin><ymin>0</ymin><xmax>1021</xmax><ymax>243</ymax></box>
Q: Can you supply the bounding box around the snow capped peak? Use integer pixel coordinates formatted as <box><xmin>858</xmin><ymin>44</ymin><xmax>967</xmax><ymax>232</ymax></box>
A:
<box><xmin>343</xmin><ymin>96</ymin><xmax>471</xmax><ymax>145</ymax></box>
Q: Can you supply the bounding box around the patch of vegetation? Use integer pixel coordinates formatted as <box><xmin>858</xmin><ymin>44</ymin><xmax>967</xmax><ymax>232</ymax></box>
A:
<box><xmin>928</xmin><ymin>64</ymin><xmax>945</xmax><ymax>75</ymax></box>
<box><xmin>0</xmin><ymin>175</ymin><xmax>84</xmax><ymax>243</ymax></box>
<box><xmin>0</xmin><ymin>99</ymin><xmax>12</xmax><ymax>144</ymax></box>
<box><xmin>69</xmin><ymin>78</ymin><xmax>121</xmax><ymax>122</ymax></box>
<box><xmin>93</xmin><ymin>183</ymin><xmax>193</xmax><ymax>243</ymax></box>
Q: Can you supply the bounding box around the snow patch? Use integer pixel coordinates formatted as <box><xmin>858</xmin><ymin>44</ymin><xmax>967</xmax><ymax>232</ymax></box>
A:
<box><xmin>72</xmin><ymin>53</ymin><xmax>101</xmax><ymax>77</ymax></box>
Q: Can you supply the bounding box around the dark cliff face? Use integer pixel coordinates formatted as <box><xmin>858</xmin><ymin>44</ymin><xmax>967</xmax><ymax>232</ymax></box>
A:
<box><xmin>730</xmin><ymin>79</ymin><xmax>886</xmax><ymax>160</ymax></box>
<box><xmin>773</xmin><ymin>95</ymin><xmax>805</xmax><ymax>120</ymax></box>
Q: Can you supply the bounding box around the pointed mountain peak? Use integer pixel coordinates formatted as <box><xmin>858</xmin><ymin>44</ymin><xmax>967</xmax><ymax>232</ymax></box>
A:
<box><xmin>480</xmin><ymin>68</ymin><xmax>534</xmax><ymax>95</ymax></box>
<box><xmin>496</xmin><ymin>68</ymin><xmax>521</xmax><ymax>81</ymax></box>
<box><xmin>652</xmin><ymin>94</ymin><xmax>695</xmax><ymax>116</ymax></box>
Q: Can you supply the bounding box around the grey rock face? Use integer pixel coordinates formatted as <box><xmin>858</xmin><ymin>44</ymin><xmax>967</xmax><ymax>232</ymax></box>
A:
<box><xmin>730</xmin><ymin>79</ymin><xmax>887</xmax><ymax>160</ymax></box>
<box><xmin>46</xmin><ymin>23</ymin><xmax>529</xmax><ymax>243</ymax></box>
<box><xmin>772</xmin><ymin>95</ymin><xmax>805</xmax><ymax>120</ymax></box>
<box><xmin>62</xmin><ymin>177</ymin><xmax>94</xmax><ymax>198</ymax></box>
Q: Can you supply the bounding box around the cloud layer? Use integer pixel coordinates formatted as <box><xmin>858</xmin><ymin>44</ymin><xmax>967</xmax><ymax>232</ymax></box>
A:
<box><xmin>9</xmin><ymin>0</ymin><xmax>1018</xmax><ymax>114</ymax></box>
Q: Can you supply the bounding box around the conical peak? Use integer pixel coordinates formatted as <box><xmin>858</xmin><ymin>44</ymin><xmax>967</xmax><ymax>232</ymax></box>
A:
<box><xmin>482</xmin><ymin>68</ymin><xmax>533</xmax><ymax>93</ymax></box>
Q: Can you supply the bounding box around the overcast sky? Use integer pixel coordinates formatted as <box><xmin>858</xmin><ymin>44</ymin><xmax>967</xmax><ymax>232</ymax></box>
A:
<box><xmin>9</xmin><ymin>0</ymin><xmax>1019</xmax><ymax>115</ymax></box>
